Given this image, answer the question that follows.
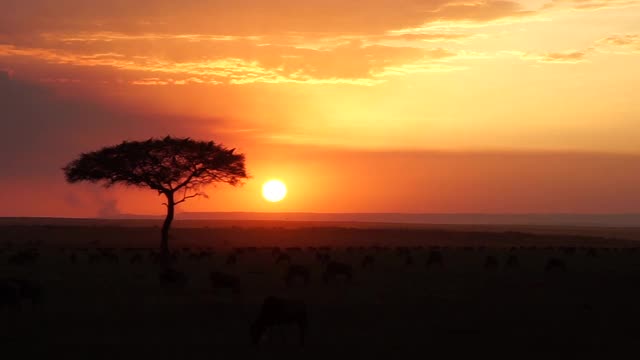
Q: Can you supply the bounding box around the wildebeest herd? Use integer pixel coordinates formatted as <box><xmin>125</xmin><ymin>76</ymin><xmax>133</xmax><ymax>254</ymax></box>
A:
<box><xmin>3</xmin><ymin>224</ymin><xmax>640</xmax><ymax>354</ymax></box>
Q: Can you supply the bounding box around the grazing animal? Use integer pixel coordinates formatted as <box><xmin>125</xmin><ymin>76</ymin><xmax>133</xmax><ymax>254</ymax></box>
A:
<box><xmin>159</xmin><ymin>268</ymin><xmax>188</xmax><ymax>288</ymax></box>
<box><xmin>0</xmin><ymin>278</ymin><xmax>43</xmax><ymax>309</ymax></box>
<box><xmin>275</xmin><ymin>253</ymin><xmax>292</xmax><ymax>265</ymax></box>
<box><xmin>209</xmin><ymin>271</ymin><xmax>241</xmax><ymax>294</ymax></box>
<box><xmin>285</xmin><ymin>265</ymin><xmax>311</xmax><ymax>287</ymax></box>
<box><xmin>405</xmin><ymin>255</ymin><xmax>414</xmax><ymax>266</ymax></box>
<box><xmin>170</xmin><ymin>251</ymin><xmax>179</xmax><ymax>263</ymax></box>
<box><xmin>251</xmin><ymin>296</ymin><xmax>308</xmax><ymax>345</ymax></box>
<box><xmin>102</xmin><ymin>252</ymin><xmax>119</xmax><ymax>264</ymax></box>
<box><xmin>226</xmin><ymin>254</ymin><xmax>237</xmax><ymax>265</ymax></box>
<box><xmin>130</xmin><ymin>253</ymin><xmax>143</xmax><ymax>264</ymax></box>
<box><xmin>505</xmin><ymin>255</ymin><xmax>519</xmax><ymax>269</ymax></box>
<box><xmin>8</xmin><ymin>250</ymin><xmax>39</xmax><ymax>265</ymax></box>
<box><xmin>323</xmin><ymin>261</ymin><xmax>353</xmax><ymax>283</ymax></box>
<box><xmin>189</xmin><ymin>251</ymin><xmax>210</xmax><ymax>261</ymax></box>
<box><xmin>426</xmin><ymin>251</ymin><xmax>444</xmax><ymax>269</ymax></box>
<box><xmin>272</xmin><ymin>247</ymin><xmax>281</xmax><ymax>257</ymax></box>
<box><xmin>88</xmin><ymin>253</ymin><xmax>102</xmax><ymax>264</ymax></box>
<box><xmin>484</xmin><ymin>255</ymin><xmax>499</xmax><ymax>271</ymax></box>
<box><xmin>361</xmin><ymin>255</ymin><xmax>375</xmax><ymax>268</ymax></box>
<box><xmin>545</xmin><ymin>258</ymin><xmax>567</xmax><ymax>273</ymax></box>
<box><xmin>316</xmin><ymin>253</ymin><xmax>331</xmax><ymax>264</ymax></box>
<box><xmin>11</xmin><ymin>279</ymin><xmax>43</xmax><ymax>306</ymax></box>
<box><xmin>0</xmin><ymin>279</ymin><xmax>20</xmax><ymax>310</ymax></box>
<box><xmin>396</xmin><ymin>246</ymin><xmax>409</xmax><ymax>256</ymax></box>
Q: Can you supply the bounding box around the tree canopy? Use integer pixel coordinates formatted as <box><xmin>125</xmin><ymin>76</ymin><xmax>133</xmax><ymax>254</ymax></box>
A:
<box><xmin>64</xmin><ymin>136</ymin><xmax>248</xmax><ymax>263</ymax></box>
<box><xmin>64</xmin><ymin>136</ymin><xmax>247</xmax><ymax>201</ymax></box>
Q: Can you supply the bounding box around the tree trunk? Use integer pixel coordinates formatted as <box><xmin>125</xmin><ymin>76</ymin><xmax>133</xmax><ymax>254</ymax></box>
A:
<box><xmin>160</xmin><ymin>192</ymin><xmax>175</xmax><ymax>267</ymax></box>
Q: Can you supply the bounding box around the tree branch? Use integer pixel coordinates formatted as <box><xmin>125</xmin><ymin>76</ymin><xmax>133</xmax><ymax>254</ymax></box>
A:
<box><xmin>174</xmin><ymin>186</ymin><xmax>203</xmax><ymax>205</ymax></box>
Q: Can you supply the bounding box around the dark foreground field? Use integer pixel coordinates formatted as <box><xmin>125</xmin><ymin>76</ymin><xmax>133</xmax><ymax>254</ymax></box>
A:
<box><xmin>3</xmin><ymin>220</ymin><xmax>640</xmax><ymax>356</ymax></box>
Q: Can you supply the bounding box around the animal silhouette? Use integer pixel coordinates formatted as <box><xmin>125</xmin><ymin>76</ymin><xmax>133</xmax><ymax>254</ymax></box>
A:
<box><xmin>251</xmin><ymin>296</ymin><xmax>307</xmax><ymax>345</ymax></box>
<box><xmin>323</xmin><ymin>261</ymin><xmax>353</xmax><ymax>283</ymax></box>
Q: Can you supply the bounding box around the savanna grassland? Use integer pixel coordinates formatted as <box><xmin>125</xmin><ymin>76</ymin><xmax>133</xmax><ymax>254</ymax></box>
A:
<box><xmin>3</xmin><ymin>219</ymin><xmax>640</xmax><ymax>357</ymax></box>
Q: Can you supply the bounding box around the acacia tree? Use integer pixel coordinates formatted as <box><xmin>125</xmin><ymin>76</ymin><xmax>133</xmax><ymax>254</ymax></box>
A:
<box><xmin>63</xmin><ymin>136</ymin><xmax>247</xmax><ymax>262</ymax></box>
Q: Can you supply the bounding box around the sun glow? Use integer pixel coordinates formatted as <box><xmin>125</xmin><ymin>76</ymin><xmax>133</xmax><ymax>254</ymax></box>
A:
<box><xmin>262</xmin><ymin>180</ymin><xmax>287</xmax><ymax>202</ymax></box>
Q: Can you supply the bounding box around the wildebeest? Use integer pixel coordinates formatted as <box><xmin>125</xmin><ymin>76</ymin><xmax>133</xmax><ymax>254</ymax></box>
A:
<box><xmin>0</xmin><ymin>279</ymin><xmax>20</xmax><ymax>309</ymax></box>
<box><xmin>395</xmin><ymin>246</ymin><xmax>409</xmax><ymax>256</ymax></box>
<box><xmin>159</xmin><ymin>268</ymin><xmax>188</xmax><ymax>288</ymax></box>
<box><xmin>0</xmin><ymin>278</ymin><xmax>43</xmax><ymax>309</ymax></box>
<box><xmin>275</xmin><ymin>253</ymin><xmax>292</xmax><ymax>265</ymax></box>
<box><xmin>103</xmin><ymin>252</ymin><xmax>119</xmax><ymax>264</ymax></box>
<box><xmin>316</xmin><ymin>253</ymin><xmax>331</xmax><ymax>264</ymax></box>
<box><xmin>251</xmin><ymin>296</ymin><xmax>308</xmax><ymax>345</ymax></box>
<box><xmin>226</xmin><ymin>254</ymin><xmax>238</xmax><ymax>265</ymax></box>
<box><xmin>505</xmin><ymin>254</ymin><xmax>519</xmax><ymax>269</ymax></box>
<box><xmin>545</xmin><ymin>258</ymin><xmax>567</xmax><ymax>273</ymax></box>
<box><xmin>362</xmin><ymin>255</ymin><xmax>375</xmax><ymax>268</ymax></box>
<box><xmin>405</xmin><ymin>255</ymin><xmax>414</xmax><ymax>266</ymax></box>
<box><xmin>484</xmin><ymin>255</ymin><xmax>499</xmax><ymax>271</ymax></box>
<box><xmin>209</xmin><ymin>271</ymin><xmax>241</xmax><ymax>294</ymax></box>
<box><xmin>130</xmin><ymin>253</ymin><xmax>143</xmax><ymax>264</ymax></box>
<box><xmin>285</xmin><ymin>265</ymin><xmax>311</xmax><ymax>287</ymax></box>
<box><xmin>426</xmin><ymin>251</ymin><xmax>444</xmax><ymax>269</ymax></box>
<box><xmin>189</xmin><ymin>251</ymin><xmax>212</xmax><ymax>261</ymax></box>
<box><xmin>8</xmin><ymin>250</ymin><xmax>39</xmax><ymax>265</ymax></box>
<box><xmin>323</xmin><ymin>261</ymin><xmax>353</xmax><ymax>283</ymax></box>
<box><xmin>88</xmin><ymin>252</ymin><xmax>103</xmax><ymax>264</ymax></box>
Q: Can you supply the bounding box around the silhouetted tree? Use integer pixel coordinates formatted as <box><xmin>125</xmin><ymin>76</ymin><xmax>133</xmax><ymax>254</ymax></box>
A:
<box><xmin>63</xmin><ymin>136</ymin><xmax>247</xmax><ymax>264</ymax></box>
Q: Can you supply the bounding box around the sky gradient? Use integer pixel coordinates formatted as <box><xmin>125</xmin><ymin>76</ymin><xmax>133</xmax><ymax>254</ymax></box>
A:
<box><xmin>2</xmin><ymin>0</ymin><xmax>640</xmax><ymax>217</ymax></box>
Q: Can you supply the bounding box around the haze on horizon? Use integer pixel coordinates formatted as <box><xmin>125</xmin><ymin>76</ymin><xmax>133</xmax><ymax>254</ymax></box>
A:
<box><xmin>1</xmin><ymin>0</ymin><xmax>640</xmax><ymax>218</ymax></box>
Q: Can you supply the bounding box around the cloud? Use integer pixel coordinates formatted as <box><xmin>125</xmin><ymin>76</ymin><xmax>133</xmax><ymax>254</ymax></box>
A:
<box><xmin>0</xmin><ymin>1</ymin><xmax>532</xmax><ymax>37</ymax></box>
<box><xmin>543</xmin><ymin>0</ymin><xmax>640</xmax><ymax>10</ymax></box>
<box><xmin>504</xmin><ymin>31</ymin><xmax>640</xmax><ymax>64</ymax></box>
<box><xmin>524</xmin><ymin>50</ymin><xmax>591</xmax><ymax>63</ymax></box>
<box><xmin>0</xmin><ymin>39</ymin><xmax>459</xmax><ymax>85</ymax></box>
<box><xmin>0</xmin><ymin>1</ymin><xmax>536</xmax><ymax>85</ymax></box>
<box><xmin>1</xmin><ymin>1</ymin><xmax>636</xmax><ymax>87</ymax></box>
<box><xmin>596</xmin><ymin>34</ymin><xmax>640</xmax><ymax>54</ymax></box>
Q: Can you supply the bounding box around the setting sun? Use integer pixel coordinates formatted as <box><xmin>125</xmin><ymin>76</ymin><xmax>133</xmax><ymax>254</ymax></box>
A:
<box><xmin>262</xmin><ymin>180</ymin><xmax>287</xmax><ymax>202</ymax></box>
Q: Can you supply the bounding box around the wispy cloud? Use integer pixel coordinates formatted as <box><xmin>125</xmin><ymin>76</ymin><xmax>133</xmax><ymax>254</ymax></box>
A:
<box><xmin>0</xmin><ymin>40</ymin><xmax>461</xmax><ymax>85</ymax></box>
<box><xmin>521</xmin><ymin>50</ymin><xmax>591</xmax><ymax>63</ymax></box>
<box><xmin>543</xmin><ymin>0</ymin><xmax>640</xmax><ymax>11</ymax></box>
<box><xmin>596</xmin><ymin>34</ymin><xmax>640</xmax><ymax>54</ymax></box>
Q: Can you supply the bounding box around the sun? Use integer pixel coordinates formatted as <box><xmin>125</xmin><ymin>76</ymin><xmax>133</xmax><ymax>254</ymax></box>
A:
<box><xmin>262</xmin><ymin>180</ymin><xmax>287</xmax><ymax>202</ymax></box>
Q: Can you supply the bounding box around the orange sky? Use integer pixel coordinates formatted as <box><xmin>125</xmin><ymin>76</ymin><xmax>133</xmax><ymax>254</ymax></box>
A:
<box><xmin>1</xmin><ymin>0</ymin><xmax>640</xmax><ymax>217</ymax></box>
